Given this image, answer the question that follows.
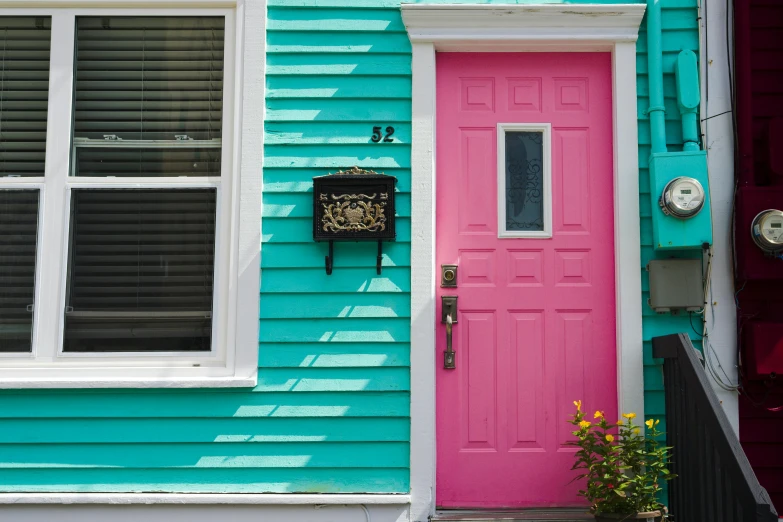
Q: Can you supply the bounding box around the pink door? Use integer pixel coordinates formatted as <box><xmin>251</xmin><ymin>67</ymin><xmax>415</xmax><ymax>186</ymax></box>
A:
<box><xmin>435</xmin><ymin>53</ymin><xmax>617</xmax><ymax>508</ymax></box>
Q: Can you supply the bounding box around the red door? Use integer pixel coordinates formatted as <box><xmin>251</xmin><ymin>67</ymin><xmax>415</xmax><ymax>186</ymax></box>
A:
<box><xmin>435</xmin><ymin>52</ymin><xmax>618</xmax><ymax>507</ymax></box>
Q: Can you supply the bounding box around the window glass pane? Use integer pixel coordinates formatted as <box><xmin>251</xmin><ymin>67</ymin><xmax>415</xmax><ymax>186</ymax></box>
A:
<box><xmin>72</xmin><ymin>17</ymin><xmax>224</xmax><ymax>177</ymax></box>
<box><xmin>505</xmin><ymin>131</ymin><xmax>544</xmax><ymax>232</ymax></box>
<box><xmin>0</xmin><ymin>17</ymin><xmax>51</xmax><ymax>177</ymax></box>
<box><xmin>0</xmin><ymin>189</ymin><xmax>39</xmax><ymax>352</ymax></box>
<box><xmin>63</xmin><ymin>188</ymin><xmax>216</xmax><ymax>352</ymax></box>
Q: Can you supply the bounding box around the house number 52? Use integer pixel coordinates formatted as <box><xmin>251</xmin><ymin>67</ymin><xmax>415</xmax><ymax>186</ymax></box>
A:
<box><xmin>371</xmin><ymin>126</ymin><xmax>395</xmax><ymax>143</ymax></box>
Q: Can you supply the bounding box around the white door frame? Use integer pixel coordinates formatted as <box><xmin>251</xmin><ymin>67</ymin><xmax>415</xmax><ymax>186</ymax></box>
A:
<box><xmin>401</xmin><ymin>4</ymin><xmax>647</xmax><ymax>519</ymax></box>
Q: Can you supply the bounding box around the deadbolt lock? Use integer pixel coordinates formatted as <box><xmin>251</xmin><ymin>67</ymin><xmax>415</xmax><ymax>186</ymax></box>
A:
<box><xmin>441</xmin><ymin>264</ymin><xmax>458</xmax><ymax>288</ymax></box>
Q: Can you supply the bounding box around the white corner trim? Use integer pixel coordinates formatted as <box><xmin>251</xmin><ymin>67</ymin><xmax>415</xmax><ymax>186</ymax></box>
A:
<box><xmin>409</xmin><ymin>42</ymin><xmax>437</xmax><ymax>522</ymax></box>
<box><xmin>405</xmin><ymin>5</ymin><xmax>645</xmax><ymax>520</ymax></box>
<box><xmin>611</xmin><ymin>42</ymin><xmax>646</xmax><ymax>420</ymax></box>
<box><xmin>0</xmin><ymin>493</ymin><xmax>412</xmax><ymax>506</ymax></box>
<box><xmin>401</xmin><ymin>3</ymin><xmax>647</xmax><ymax>44</ymax></box>
<box><xmin>232</xmin><ymin>0</ymin><xmax>264</xmax><ymax>388</ymax></box>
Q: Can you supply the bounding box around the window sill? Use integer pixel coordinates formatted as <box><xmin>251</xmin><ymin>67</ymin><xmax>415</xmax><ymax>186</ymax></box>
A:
<box><xmin>0</xmin><ymin>374</ymin><xmax>257</xmax><ymax>389</ymax></box>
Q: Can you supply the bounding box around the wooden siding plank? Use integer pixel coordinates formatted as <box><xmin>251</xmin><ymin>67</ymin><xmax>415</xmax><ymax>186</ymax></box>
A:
<box><xmin>260</xmin><ymin>268</ymin><xmax>411</xmax><ymax>293</ymax></box>
<box><xmin>266</xmin><ymin>54</ymin><xmax>411</xmax><ymax>76</ymax></box>
<box><xmin>266</xmin><ymin>122</ymin><xmax>413</xmax><ymax>143</ymax></box>
<box><xmin>258</xmin><ymin>318</ymin><xmax>411</xmax><ymax>343</ymax></box>
<box><xmin>0</xmin><ymin>418</ymin><xmax>410</xmax><ymax>443</ymax></box>
<box><xmin>267</xmin><ymin>8</ymin><xmax>407</xmax><ymax>32</ymax></box>
<box><xmin>264</xmin><ymin>217</ymin><xmax>412</xmax><ymax>243</ymax></box>
<box><xmin>264</xmin><ymin>144</ymin><xmax>411</xmax><ymax>168</ymax></box>
<box><xmin>253</xmin><ymin>367</ymin><xmax>411</xmax><ymax>392</ymax></box>
<box><xmin>258</xmin><ymin>343</ymin><xmax>411</xmax><ymax>367</ymax></box>
<box><xmin>0</xmin><ymin>468</ymin><xmax>410</xmax><ymax>493</ymax></box>
<box><xmin>264</xmin><ymin>168</ymin><xmax>412</xmax><ymax>192</ymax></box>
<box><xmin>265</xmin><ymin>99</ymin><xmax>412</xmax><ymax>123</ymax></box>
<box><xmin>260</xmin><ymin>243</ymin><xmax>411</xmax><ymax>268</ymax></box>
<box><xmin>0</xmin><ymin>442</ymin><xmax>410</xmax><ymax>468</ymax></box>
<box><xmin>0</xmin><ymin>391</ymin><xmax>410</xmax><ymax>418</ymax></box>
<box><xmin>259</xmin><ymin>293</ymin><xmax>411</xmax><ymax>318</ymax></box>
<box><xmin>268</xmin><ymin>32</ymin><xmax>412</xmax><ymax>54</ymax></box>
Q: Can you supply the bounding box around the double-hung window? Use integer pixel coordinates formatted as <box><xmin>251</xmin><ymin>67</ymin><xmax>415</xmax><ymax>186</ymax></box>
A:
<box><xmin>0</xmin><ymin>5</ymin><xmax>260</xmax><ymax>387</ymax></box>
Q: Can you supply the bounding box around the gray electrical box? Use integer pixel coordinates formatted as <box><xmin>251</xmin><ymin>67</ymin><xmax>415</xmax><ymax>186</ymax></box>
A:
<box><xmin>647</xmin><ymin>259</ymin><xmax>703</xmax><ymax>313</ymax></box>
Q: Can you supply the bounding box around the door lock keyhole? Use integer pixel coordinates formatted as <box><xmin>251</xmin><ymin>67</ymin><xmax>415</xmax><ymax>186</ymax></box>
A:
<box><xmin>441</xmin><ymin>264</ymin><xmax>458</xmax><ymax>288</ymax></box>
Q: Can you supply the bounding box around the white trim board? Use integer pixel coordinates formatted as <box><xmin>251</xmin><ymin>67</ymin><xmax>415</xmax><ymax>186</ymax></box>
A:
<box><xmin>402</xmin><ymin>5</ymin><xmax>646</xmax><ymax>521</ymax></box>
<box><xmin>0</xmin><ymin>493</ymin><xmax>412</xmax><ymax>505</ymax></box>
<box><xmin>402</xmin><ymin>3</ymin><xmax>646</xmax><ymax>46</ymax></box>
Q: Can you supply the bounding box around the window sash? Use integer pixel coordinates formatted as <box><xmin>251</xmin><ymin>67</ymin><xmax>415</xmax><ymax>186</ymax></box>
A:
<box><xmin>57</xmin><ymin>180</ymin><xmax>222</xmax><ymax>358</ymax></box>
<box><xmin>496</xmin><ymin>123</ymin><xmax>553</xmax><ymax>239</ymax></box>
<box><xmin>0</xmin><ymin>183</ymin><xmax>43</xmax><ymax>357</ymax></box>
<box><xmin>0</xmin><ymin>16</ymin><xmax>51</xmax><ymax>178</ymax></box>
<box><xmin>0</xmin><ymin>7</ymin><xmax>239</xmax><ymax>371</ymax></box>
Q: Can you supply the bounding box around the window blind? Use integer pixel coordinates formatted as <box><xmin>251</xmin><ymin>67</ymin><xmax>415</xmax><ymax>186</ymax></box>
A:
<box><xmin>72</xmin><ymin>16</ymin><xmax>224</xmax><ymax>177</ymax></box>
<box><xmin>0</xmin><ymin>189</ymin><xmax>39</xmax><ymax>352</ymax></box>
<box><xmin>0</xmin><ymin>17</ymin><xmax>51</xmax><ymax>177</ymax></box>
<box><xmin>63</xmin><ymin>188</ymin><xmax>216</xmax><ymax>353</ymax></box>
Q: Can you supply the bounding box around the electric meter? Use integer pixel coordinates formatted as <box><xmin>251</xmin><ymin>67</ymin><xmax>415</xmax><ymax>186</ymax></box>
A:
<box><xmin>659</xmin><ymin>177</ymin><xmax>705</xmax><ymax>219</ymax></box>
<box><xmin>751</xmin><ymin>209</ymin><xmax>783</xmax><ymax>253</ymax></box>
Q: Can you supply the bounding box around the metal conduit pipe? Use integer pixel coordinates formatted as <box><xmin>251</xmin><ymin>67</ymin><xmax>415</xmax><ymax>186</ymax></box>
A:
<box><xmin>676</xmin><ymin>49</ymin><xmax>702</xmax><ymax>152</ymax></box>
<box><xmin>647</xmin><ymin>0</ymin><xmax>668</xmax><ymax>154</ymax></box>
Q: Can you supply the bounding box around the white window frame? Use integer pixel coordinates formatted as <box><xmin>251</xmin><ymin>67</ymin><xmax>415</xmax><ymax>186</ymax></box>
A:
<box><xmin>0</xmin><ymin>1</ymin><xmax>262</xmax><ymax>388</ymax></box>
<box><xmin>496</xmin><ymin>122</ymin><xmax>552</xmax><ymax>238</ymax></box>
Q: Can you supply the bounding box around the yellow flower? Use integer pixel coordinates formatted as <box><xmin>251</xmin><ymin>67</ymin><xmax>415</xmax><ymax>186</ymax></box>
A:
<box><xmin>633</xmin><ymin>428</ymin><xmax>640</xmax><ymax>435</ymax></box>
<box><xmin>573</xmin><ymin>400</ymin><xmax>582</xmax><ymax>411</ymax></box>
<box><xmin>616</xmin><ymin>419</ymin><xmax>623</xmax><ymax>425</ymax></box>
<box><xmin>605</xmin><ymin>434</ymin><xmax>615</xmax><ymax>443</ymax></box>
<box><xmin>594</xmin><ymin>410</ymin><xmax>604</xmax><ymax>419</ymax></box>
<box><xmin>579</xmin><ymin>420</ymin><xmax>591</xmax><ymax>429</ymax></box>
<box><xmin>622</xmin><ymin>412</ymin><xmax>637</xmax><ymax>420</ymax></box>
<box><xmin>645</xmin><ymin>419</ymin><xmax>654</xmax><ymax>429</ymax></box>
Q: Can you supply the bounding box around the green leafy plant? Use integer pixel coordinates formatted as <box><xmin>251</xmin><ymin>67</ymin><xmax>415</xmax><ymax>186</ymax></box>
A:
<box><xmin>567</xmin><ymin>401</ymin><xmax>675</xmax><ymax>515</ymax></box>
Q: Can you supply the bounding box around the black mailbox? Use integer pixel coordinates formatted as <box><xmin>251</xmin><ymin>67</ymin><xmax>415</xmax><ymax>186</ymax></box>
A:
<box><xmin>313</xmin><ymin>166</ymin><xmax>397</xmax><ymax>275</ymax></box>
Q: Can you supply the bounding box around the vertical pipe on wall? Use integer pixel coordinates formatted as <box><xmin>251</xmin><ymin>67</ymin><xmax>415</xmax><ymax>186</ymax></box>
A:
<box><xmin>647</xmin><ymin>0</ymin><xmax>668</xmax><ymax>154</ymax></box>
<box><xmin>676</xmin><ymin>50</ymin><xmax>702</xmax><ymax>152</ymax></box>
<box><xmin>681</xmin><ymin>112</ymin><xmax>700</xmax><ymax>151</ymax></box>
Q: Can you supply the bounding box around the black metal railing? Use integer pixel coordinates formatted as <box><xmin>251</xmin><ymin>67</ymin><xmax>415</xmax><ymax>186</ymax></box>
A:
<box><xmin>653</xmin><ymin>333</ymin><xmax>778</xmax><ymax>522</ymax></box>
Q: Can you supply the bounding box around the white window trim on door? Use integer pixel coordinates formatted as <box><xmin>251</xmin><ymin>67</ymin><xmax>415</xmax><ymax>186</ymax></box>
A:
<box><xmin>0</xmin><ymin>0</ymin><xmax>264</xmax><ymax>388</ymax></box>
<box><xmin>401</xmin><ymin>4</ymin><xmax>647</xmax><ymax>520</ymax></box>
<box><xmin>497</xmin><ymin>123</ymin><xmax>552</xmax><ymax>238</ymax></box>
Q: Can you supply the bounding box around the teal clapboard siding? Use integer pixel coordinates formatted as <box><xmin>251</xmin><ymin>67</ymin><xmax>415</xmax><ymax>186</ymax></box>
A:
<box><xmin>0</xmin><ymin>0</ymin><xmax>699</xmax><ymax>496</ymax></box>
<box><xmin>636</xmin><ymin>0</ymin><xmax>703</xmax><ymax>435</ymax></box>
<box><xmin>261</xmin><ymin>1</ymin><xmax>413</xmax><ymax>493</ymax></box>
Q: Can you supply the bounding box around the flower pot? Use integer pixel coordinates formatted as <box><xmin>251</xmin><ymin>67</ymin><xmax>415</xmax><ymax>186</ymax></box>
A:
<box><xmin>594</xmin><ymin>510</ymin><xmax>663</xmax><ymax>522</ymax></box>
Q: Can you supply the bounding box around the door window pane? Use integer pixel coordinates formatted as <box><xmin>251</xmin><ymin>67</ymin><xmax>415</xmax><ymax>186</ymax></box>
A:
<box><xmin>505</xmin><ymin>131</ymin><xmax>544</xmax><ymax>232</ymax></box>
<box><xmin>63</xmin><ymin>188</ymin><xmax>216</xmax><ymax>352</ymax></box>
<box><xmin>0</xmin><ymin>17</ymin><xmax>51</xmax><ymax>177</ymax></box>
<box><xmin>0</xmin><ymin>189</ymin><xmax>39</xmax><ymax>352</ymax></box>
<box><xmin>72</xmin><ymin>17</ymin><xmax>224</xmax><ymax>177</ymax></box>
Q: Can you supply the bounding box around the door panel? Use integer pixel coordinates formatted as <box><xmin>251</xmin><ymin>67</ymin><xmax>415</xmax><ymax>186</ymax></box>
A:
<box><xmin>435</xmin><ymin>53</ymin><xmax>617</xmax><ymax>508</ymax></box>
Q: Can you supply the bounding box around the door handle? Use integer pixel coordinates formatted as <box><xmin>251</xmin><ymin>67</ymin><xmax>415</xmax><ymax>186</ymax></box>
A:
<box><xmin>444</xmin><ymin>313</ymin><xmax>455</xmax><ymax>369</ymax></box>
<box><xmin>441</xmin><ymin>296</ymin><xmax>457</xmax><ymax>369</ymax></box>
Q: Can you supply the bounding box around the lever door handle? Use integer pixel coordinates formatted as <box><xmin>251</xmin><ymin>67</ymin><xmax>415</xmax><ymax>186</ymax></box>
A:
<box><xmin>441</xmin><ymin>296</ymin><xmax>457</xmax><ymax>369</ymax></box>
<box><xmin>444</xmin><ymin>313</ymin><xmax>455</xmax><ymax>369</ymax></box>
